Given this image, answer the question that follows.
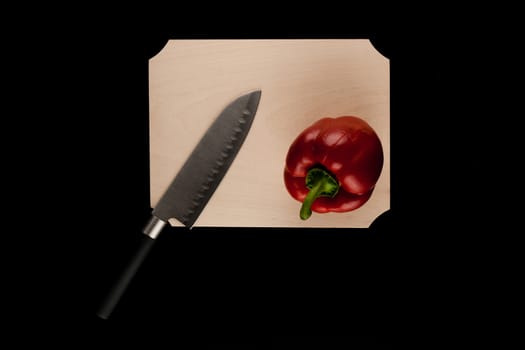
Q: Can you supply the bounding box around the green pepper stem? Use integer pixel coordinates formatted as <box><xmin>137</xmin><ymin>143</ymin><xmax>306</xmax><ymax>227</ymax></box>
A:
<box><xmin>300</xmin><ymin>179</ymin><xmax>324</xmax><ymax>220</ymax></box>
<box><xmin>299</xmin><ymin>167</ymin><xmax>340</xmax><ymax>220</ymax></box>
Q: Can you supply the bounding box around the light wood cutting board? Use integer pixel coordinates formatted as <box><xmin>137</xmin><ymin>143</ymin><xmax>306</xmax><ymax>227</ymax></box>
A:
<box><xmin>149</xmin><ymin>39</ymin><xmax>389</xmax><ymax>228</ymax></box>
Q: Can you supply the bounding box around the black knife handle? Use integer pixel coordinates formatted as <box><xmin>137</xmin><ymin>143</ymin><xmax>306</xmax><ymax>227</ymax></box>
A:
<box><xmin>97</xmin><ymin>234</ymin><xmax>156</xmax><ymax>319</ymax></box>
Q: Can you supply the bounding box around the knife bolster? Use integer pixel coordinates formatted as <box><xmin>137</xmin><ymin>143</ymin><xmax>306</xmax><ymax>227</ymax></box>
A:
<box><xmin>143</xmin><ymin>216</ymin><xmax>167</xmax><ymax>239</ymax></box>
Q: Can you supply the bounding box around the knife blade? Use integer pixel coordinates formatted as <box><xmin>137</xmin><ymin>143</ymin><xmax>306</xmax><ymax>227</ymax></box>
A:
<box><xmin>151</xmin><ymin>89</ymin><xmax>261</xmax><ymax>229</ymax></box>
<box><xmin>97</xmin><ymin>90</ymin><xmax>262</xmax><ymax>319</ymax></box>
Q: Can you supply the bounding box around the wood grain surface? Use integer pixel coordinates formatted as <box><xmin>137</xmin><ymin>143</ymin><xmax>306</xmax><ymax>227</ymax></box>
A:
<box><xmin>149</xmin><ymin>39</ymin><xmax>389</xmax><ymax>228</ymax></box>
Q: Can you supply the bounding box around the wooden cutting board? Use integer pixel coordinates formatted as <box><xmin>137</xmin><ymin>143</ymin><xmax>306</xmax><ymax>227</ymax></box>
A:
<box><xmin>149</xmin><ymin>39</ymin><xmax>389</xmax><ymax>228</ymax></box>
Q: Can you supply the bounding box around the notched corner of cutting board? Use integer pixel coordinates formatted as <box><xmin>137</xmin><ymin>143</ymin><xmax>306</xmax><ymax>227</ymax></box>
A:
<box><xmin>145</xmin><ymin>37</ymin><xmax>171</xmax><ymax>62</ymax></box>
<box><xmin>368</xmin><ymin>208</ymin><xmax>393</xmax><ymax>230</ymax></box>
<box><xmin>366</xmin><ymin>38</ymin><xmax>391</xmax><ymax>62</ymax></box>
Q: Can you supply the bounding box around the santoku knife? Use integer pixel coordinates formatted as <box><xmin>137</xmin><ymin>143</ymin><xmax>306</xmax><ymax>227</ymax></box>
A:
<box><xmin>97</xmin><ymin>90</ymin><xmax>262</xmax><ymax>319</ymax></box>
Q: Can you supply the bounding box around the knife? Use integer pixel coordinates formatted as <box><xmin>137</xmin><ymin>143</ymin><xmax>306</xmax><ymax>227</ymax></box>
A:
<box><xmin>97</xmin><ymin>90</ymin><xmax>262</xmax><ymax>319</ymax></box>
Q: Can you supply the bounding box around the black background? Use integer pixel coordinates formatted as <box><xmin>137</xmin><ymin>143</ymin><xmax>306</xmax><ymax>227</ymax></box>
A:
<box><xmin>13</xmin><ymin>7</ymin><xmax>514</xmax><ymax>349</ymax></box>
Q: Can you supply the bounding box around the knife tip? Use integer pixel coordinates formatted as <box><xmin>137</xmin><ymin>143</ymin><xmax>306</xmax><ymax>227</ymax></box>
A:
<box><xmin>250</xmin><ymin>89</ymin><xmax>262</xmax><ymax>100</ymax></box>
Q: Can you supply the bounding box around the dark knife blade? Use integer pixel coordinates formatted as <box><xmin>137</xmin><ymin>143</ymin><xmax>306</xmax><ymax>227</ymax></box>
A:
<box><xmin>97</xmin><ymin>90</ymin><xmax>261</xmax><ymax>319</ymax></box>
<box><xmin>152</xmin><ymin>89</ymin><xmax>261</xmax><ymax>228</ymax></box>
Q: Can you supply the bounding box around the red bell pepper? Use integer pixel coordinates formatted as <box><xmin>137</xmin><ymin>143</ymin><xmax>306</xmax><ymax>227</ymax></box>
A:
<box><xmin>284</xmin><ymin>116</ymin><xmax>383</xmax><ymax>220</ymax></box>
